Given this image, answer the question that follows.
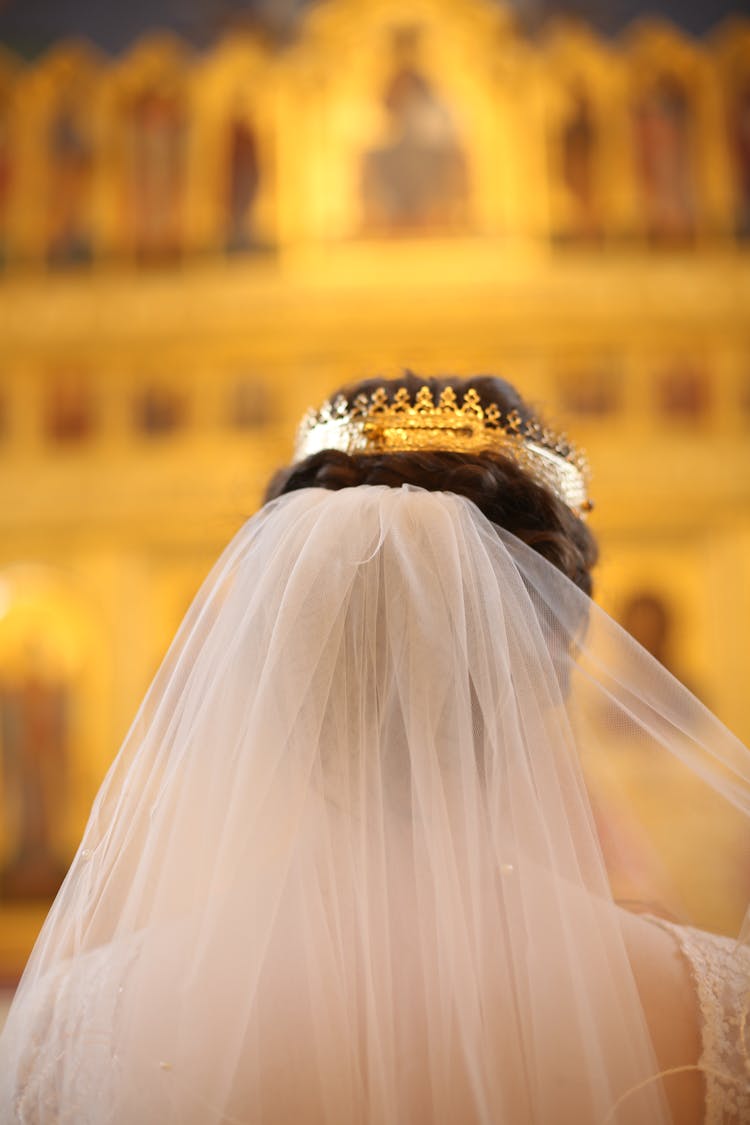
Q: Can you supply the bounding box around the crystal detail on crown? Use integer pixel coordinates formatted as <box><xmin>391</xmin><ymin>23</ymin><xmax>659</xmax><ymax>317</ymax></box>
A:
<box><xmin>294</xmin><ymin>385</ymin><xmax>592</xmax><ymax>515</ymax></box>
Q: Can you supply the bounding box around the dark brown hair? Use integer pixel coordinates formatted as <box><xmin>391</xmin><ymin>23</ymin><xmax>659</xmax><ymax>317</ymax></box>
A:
<box><xmin>265</xmin><ymin>373</ymin><xmax>597</xmax><ymax>596</ymax></box>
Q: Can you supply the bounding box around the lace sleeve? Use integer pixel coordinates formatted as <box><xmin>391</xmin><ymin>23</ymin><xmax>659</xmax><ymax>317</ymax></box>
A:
<box><xmin>654</xmin><ymin>920</ymin><xmax>750</xmax><ymax>1125</ymax></box>
<box><xmin>8</xmin><ymin>937</ymin><xmax>139</xmax><ymax>1125</ymax></box>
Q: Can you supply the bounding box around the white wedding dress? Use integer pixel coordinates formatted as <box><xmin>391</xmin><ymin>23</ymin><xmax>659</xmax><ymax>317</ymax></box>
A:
<box><xmin>1</xmin><ymin>486</ymin><xmax>749</xmax><ymax>1124</ymax></box>
<box><xmin>652</xmin><ymin>919</ymin><xmax>750</xmax><ymax>1123</ymax></box>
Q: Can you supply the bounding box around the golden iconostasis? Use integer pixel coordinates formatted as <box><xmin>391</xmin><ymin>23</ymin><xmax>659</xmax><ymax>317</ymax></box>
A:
<box><xmin>0</xmin><ymin>0</ymin><xmax>749</xmax><ymax>974</ymax></box>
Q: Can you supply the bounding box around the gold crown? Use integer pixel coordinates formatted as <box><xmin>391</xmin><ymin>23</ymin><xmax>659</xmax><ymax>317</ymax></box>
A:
<box><xmin>294</xmin><ymin>385</ymin><xmax>592</xmax><ymax>516</ymax></box>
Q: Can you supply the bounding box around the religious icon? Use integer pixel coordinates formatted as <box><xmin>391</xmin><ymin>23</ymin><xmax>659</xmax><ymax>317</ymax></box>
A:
<box><xmin>619</xmin><ymin>588</ymin><xmax>705</xmax><ymax>704</ymax></box>
<box><xmin>739</xmin><ymin>368</ymin><xmax>750</xmax><ymax>420</ymax></box>
<box><xmin>559</xmin><ymin>86</ymin><xmax>600</xmax><ymax>242</ymax></box>
<box><xmin>128</xmin><ymin>89</ymin><xmax>186</xmax><ymax>263</ymax></box>
<box><xmin>228</xmin><ymin>378</ymin><xmax>271</xmax><ymax>429</ymax></box>
<box><xmin>656</xmin><ymin>364</ymin><xmax>710</xmax><ymax>424</ymax></box>
<box><xmin>620</xmin><ymin>590</ymin><xmax>675</xmax><ymax>669</ymax></box>
<box><xmin>47</xmin><ymin>103</ymin><xmax>93</xmax><ymax>266</ymax></box>
<box><xmin>0</xmin><ymin>664</ymin><xmax>71</xmax><ymax>901</ymax></box>
<box><xmin>634</xmin><ymin>75</ymin><xmax>696</xmax><ymax>245</ymax></box>
<box><xmin>0</xmin><ymin>100</ymin><xmax>11</xmax><ymax>267</ymax></box>
<box><xmin>135</xmin><ymin>383</ymin><xmax>185</xmax><ymax>436</ymax></box>
<box><xmin>558</xmin><ymin>367</ymin><xmax>620</xmax><ymax>417</ymax></box>
<box><xmin>225</xmin><ymin>117</ymin><xmax>260</xmax><ymax>253</ymax></box>
<box><xmin>730</xmin><ymin>78</ymin><xmax>750</xmax><ymax>240</ymax></box>
<box><xmin>361</xmin><ymin>29</ymin><xmax>469</xmax><ymax>235</ymax></box>
<box><xmin>44</xmin><ymin>373</ymin><xmax>96</xmax><ymax>444</ymax></box>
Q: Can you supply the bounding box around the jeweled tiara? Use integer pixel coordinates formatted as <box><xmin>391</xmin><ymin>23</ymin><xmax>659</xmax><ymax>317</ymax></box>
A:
<box><xmin>294</xmin><ymin>385</ymin><xmax>592</xmax><ymax>516</ymax></box>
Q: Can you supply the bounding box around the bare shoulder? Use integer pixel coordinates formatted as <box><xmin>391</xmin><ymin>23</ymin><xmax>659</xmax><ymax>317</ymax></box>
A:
<box><xmin>618</xmin><ymin>908</ymin><xmax>704</xmax><ymax>1125</ymax></box>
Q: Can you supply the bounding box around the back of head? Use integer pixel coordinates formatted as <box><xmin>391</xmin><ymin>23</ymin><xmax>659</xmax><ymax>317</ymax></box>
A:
<box><xmin>265</xmin><ymin>372</ymin><xmax>598</xmax><ymax>598</ymax></box>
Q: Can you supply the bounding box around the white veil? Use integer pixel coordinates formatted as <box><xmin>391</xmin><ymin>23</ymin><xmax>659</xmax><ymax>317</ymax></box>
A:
<box><xmin>1</xmin><ymin>484</ymin><xmax>749</xmax><ymax>1124</ymax></box>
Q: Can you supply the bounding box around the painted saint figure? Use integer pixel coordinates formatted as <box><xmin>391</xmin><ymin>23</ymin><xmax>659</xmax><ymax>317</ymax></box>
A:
<box><xmin>128</xmin><ymin>89</ymin><xmax>186</xmax><ymax>262</ymax></box>
<box><xmin>0</xmin><ymin>669</ymin><xmax>70</xmax><ymax>901</ymax></box>
<box><xmin>730</xmin><ymin>79</ymin><xmax>750</xmax><ymax>239</ymax></box>
<box><xmin>47</xmin><ymin>104</ymin><xmax>93</xmax><ymax>265</ymax></box>
<box><xmin>559</xmin><ymin>87</ymin><xmax>600</xmax><ymax>242</ymax></box>
<box><xmin>634</xmin><ymin>75</ymin><xmax>696</xmax><ymax>244</ymax></box>
<box><xmin>362</xmin><ymin>63</ymin><xmax>469</xmax><ymax>234</ymax></box>
<box><xmin>225</xmin><ymin>117</ymin><xmax>260</xmax><ymax>253</ymax></box>
<box><xmin>0</xmin><ymin>100</ymin><xmax>12</xmax><ymax>267</ymax></box>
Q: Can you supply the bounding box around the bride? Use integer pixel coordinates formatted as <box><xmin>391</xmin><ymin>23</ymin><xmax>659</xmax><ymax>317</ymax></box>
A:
<box><xmin>1</xmin><ymin>373</ymin><xmax>748</xmax><ymax>1124</ymax></box>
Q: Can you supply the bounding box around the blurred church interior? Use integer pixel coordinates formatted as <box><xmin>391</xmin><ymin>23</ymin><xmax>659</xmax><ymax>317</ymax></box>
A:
<box><xmin>0</xmin><ymin>0</ymin><xmax>749</xmax><ymax>996</ymax></box>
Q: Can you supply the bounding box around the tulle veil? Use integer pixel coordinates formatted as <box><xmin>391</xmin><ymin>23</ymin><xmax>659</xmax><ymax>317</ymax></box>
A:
<box><xmin>1</xmin><ymin>484</ymin><xmax>749</xmax><ymax>1124</ymax></box>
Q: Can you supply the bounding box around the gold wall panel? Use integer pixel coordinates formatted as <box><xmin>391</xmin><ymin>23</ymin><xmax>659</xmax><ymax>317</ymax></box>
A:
<box><xmin>0</xmin><ymin>0</ymin><xmax>749</xmax><ymax>971</ymax></box>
